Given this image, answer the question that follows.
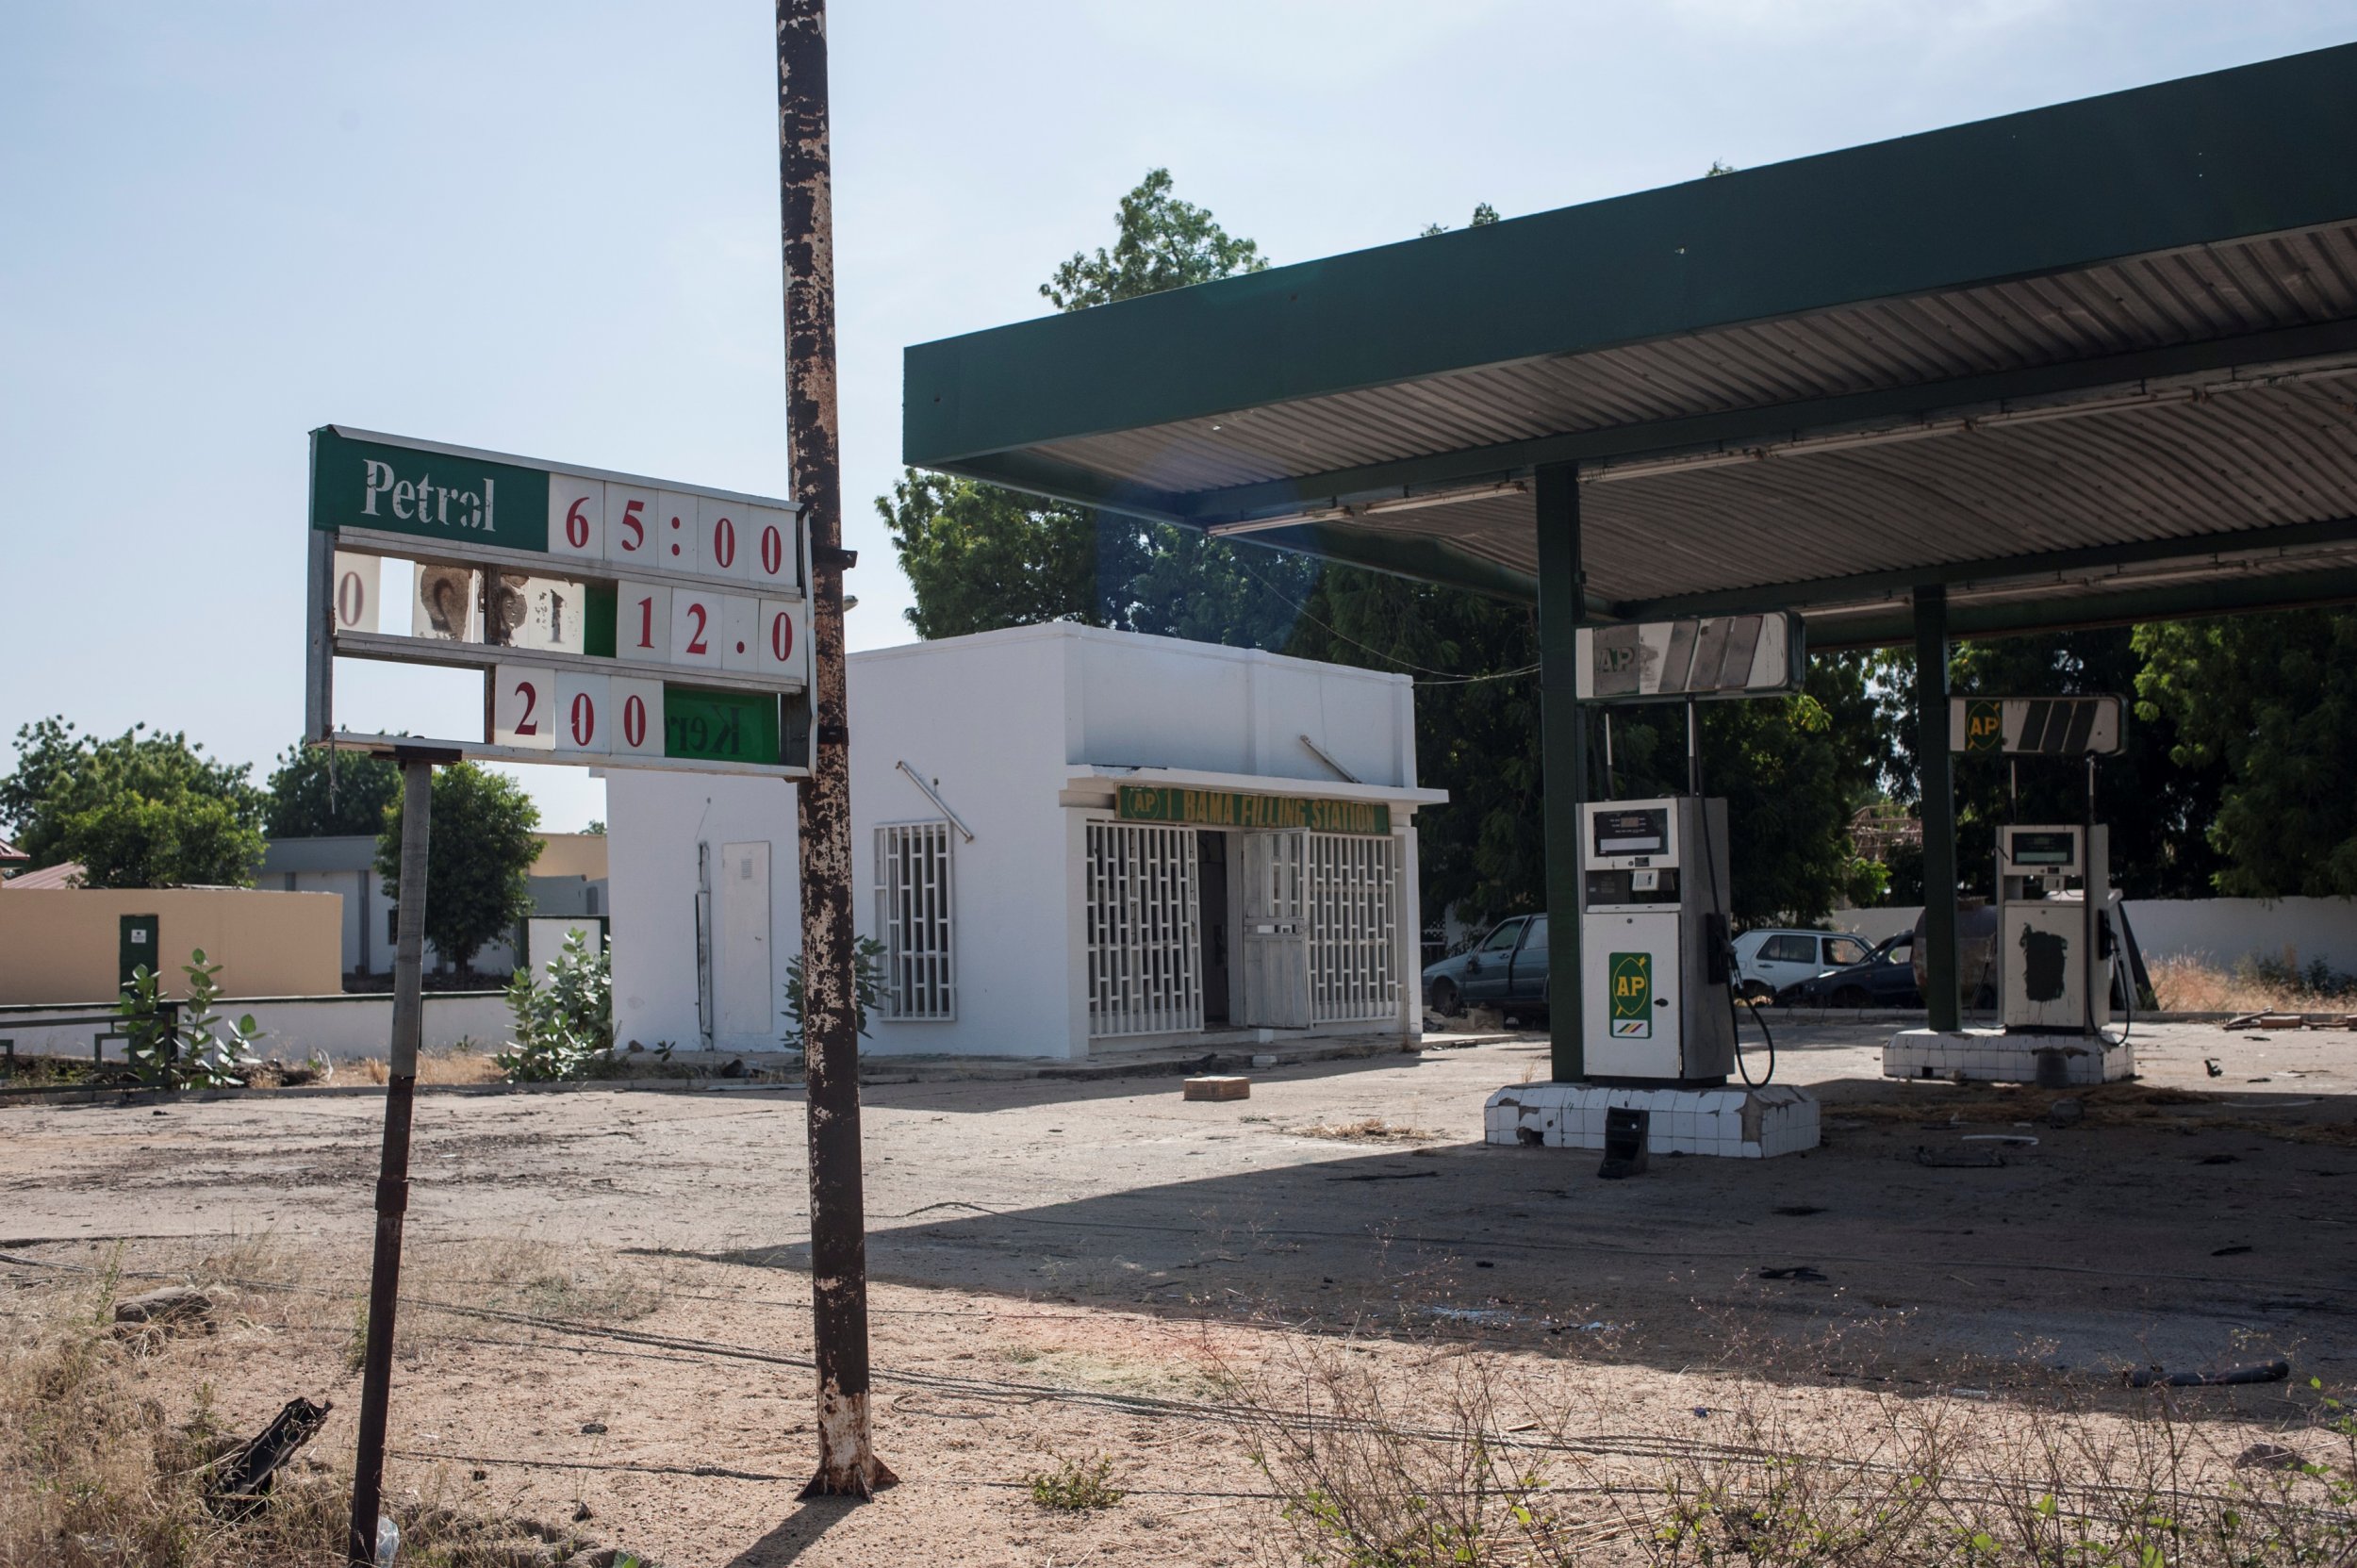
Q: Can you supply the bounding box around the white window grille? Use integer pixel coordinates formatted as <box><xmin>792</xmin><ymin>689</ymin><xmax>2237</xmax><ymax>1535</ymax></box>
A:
<box><xmin>875</xmin><ymin>821</ymin><xmax>955</xmax><ymax>1020</ymax></box>
<box><xmin>1085</xmin><ymin>820</ymin><xmax>1202</xmax><ymax>1037</ymax></box>
<box><xmin>1307</xmin><ymin>833</ymin><xmax>1401</xmax><ymax>1023</ymax></box>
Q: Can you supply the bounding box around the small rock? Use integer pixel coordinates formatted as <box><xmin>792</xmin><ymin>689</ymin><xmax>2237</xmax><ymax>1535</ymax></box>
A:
<box><xmin>2235</xmin><ymin>1442</ymin><xmax>2306</xmax><ymax>1471</ymax></box>
<box><xmin>2047</xmin><ymin>1098</ymin><xmax>2085</xmax><ymax>1129</ymax></box>
<box><xmin>571</xmin><ymin>1500</ymin><xmax>594</xmax><ymax>1522</ymax></box>
<box><xmin>113</xmin><ymin>1286</ymin><xmax>212</xmax><ymax>1333</ymax></box>
<box><xmin>579</xmin><ymin>1421</ymin><xmax>608</xmax><ymax>1435</ymax></box>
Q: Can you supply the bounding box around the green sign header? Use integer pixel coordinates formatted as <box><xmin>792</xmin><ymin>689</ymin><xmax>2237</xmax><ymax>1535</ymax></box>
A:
<box><xmin>311</xmin><ymin>427</ymin><xmax>551</xmax><ymax>553</ymax></box>
<box><xmin>1114</xmin><ymin>785</ymin><xmax>1390</xmax><ymax>835</ymax></box>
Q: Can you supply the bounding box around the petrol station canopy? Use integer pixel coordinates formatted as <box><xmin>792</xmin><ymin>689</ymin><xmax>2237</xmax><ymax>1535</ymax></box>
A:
<box><xmin>903</xmin><ymin>43</ymin><xmax>2357</xmax><ymax>651</ymax></box>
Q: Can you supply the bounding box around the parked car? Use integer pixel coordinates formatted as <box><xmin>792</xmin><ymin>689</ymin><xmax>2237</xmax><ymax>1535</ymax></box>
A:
<box><xmin>1774</xmin><ymin>933</ymin><xmax>1923</xmax><ymax>1009</ymax></box>
<box><xmin>1731</xmin><ymin>928</ymin><xmax>1874</xmax><ymax>1000</ymax></box>
<box><xmin>1424</xmin><ymin>914</ymin><xmax>1549</xmax><ymax>1017</ymax></box>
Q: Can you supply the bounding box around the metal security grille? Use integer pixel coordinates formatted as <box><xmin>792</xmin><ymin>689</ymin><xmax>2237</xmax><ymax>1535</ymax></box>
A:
<box><xmin>1307</xmin><ymin>833</ymin><xmax>1401</xmax><ymax>1023</ymax></box>
<box><xmin>1085</xmin><ymin>821</ymin><xmax>1202</xmax><ymax>1037</ymax></box>
<box><xmin>875</xmin><ymin>822</ymin><xmax>955</xmax><ymax>1020</ymax></box>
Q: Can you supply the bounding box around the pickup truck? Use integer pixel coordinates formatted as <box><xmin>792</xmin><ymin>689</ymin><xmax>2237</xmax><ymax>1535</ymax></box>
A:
<box><xmin>1423</xmin><ymin>914</ymin><xmax>1550</xmax><ymax>1017</ymax></box>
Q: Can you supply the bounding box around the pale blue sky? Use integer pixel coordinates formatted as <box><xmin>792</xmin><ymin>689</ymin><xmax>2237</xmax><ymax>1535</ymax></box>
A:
<box><xmin>4</xmin><ymin>2</ymin><xmax>2350</xmax><ymax>831</ymax></box>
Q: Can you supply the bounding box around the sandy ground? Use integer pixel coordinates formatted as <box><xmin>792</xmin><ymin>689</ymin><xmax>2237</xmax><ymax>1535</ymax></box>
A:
<box><xmin>4</xmin><ymin>1020</ymin><xmax>2354</xmax><ymax>1564</ymax></box>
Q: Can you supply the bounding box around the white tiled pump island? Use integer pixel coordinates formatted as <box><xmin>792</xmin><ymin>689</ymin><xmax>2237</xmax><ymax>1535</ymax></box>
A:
<box><xmin>604</xmin><ymin>624</ymin><xmax>1442</xmax><ymax>1059</ymax></box>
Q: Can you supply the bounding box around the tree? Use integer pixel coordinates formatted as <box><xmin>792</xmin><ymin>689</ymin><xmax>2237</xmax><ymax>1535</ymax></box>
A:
<box><xmin>263</xmin><ymin>741</ymin><xmax>403</xmax><ymax>837</ymax></box>
<box><xmin>1040</xmin><ymin>167</ymin><xmax>1265</xmax><ymax>310</ymax></box>
<box><xmin>0</xmin><ymin>717</ymin><xmax>265</xmax><ymax>887</ymax></box>
<box><xmin>376</xmin><ymin>762</ymin><xmax>542</xmax><ymax>975</ymax></box>
<box><xmin>2135</xmin><ymin>609</ymin><xmax>2357</xmax><ymax>897</ymax></box>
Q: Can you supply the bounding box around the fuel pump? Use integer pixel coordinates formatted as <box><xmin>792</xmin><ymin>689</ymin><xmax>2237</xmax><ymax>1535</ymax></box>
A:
<box><xmin>1579</xmin><ymin>797</ymin><xmax>1736</xmax><ymax>1082</ymax></box>
<box><xmin>1995</xmin><ymin>824</ymin><xmax>2116</xmax><ymax>1033</ymax></box>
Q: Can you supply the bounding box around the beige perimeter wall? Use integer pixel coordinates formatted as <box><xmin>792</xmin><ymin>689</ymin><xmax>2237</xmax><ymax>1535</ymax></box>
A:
<box><xmin>0</xmin><ymin>887</ymin><xmax>343</xmax><ymax>1005</ymax></box>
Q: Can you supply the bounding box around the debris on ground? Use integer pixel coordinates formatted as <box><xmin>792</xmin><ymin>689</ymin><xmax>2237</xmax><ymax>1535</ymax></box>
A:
<box><xmin>1182</xmin><ymin>1075</ymin><xmax>1249</xmax><ymax>1101</ymax></box>
<box><xmin>2125</xmin><ymin>1358</ymin><xmax>2290</xmax><ymax>1389</ymax></box>
<box><xmin>206</xmin><ymin>1395</ymin><xmax>334</xmax><ymax>1519</ymax></box>
<box><xmin>2235</xmin><ymin>1441</ymin><xmax>2309</xmax><ymax>1471</ymax></box>
<box><xmin>1759</xmin><ymin>1266</ymin><xmax>1829</xmax><ymax>1283</ymax></box>
<box><xmin>113</xmin><ymin>1285</ymin><xmax>213</xmax><ymax>1336</ymax></box>
<box><xmin>1915</xmin><ymin>1145</ymin><xmax>2007</xmax><ymax>1167</ymax></box>
<box><xmin>1288</xmin><ymin>1116</ymin><xmax>1432</xmax><ymax>1142</ymax></box>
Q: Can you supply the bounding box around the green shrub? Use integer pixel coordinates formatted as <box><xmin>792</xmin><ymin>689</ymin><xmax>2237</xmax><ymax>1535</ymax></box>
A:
<box><xmin>112</xmin><ymin>949</ymin><xmax>263</xmax><ymax>1089</ymax></box>
<box><xmin>497</xmin><ymin>930</ymin><xmax>612</xmax><ymax>1082</ymax></box>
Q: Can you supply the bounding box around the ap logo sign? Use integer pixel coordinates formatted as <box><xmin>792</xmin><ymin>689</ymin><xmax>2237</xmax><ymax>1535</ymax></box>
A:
<box><xmin>1608</xmin><ymin>951</ymin><xmax>1653</xmax><ymax>1038</ymax></box>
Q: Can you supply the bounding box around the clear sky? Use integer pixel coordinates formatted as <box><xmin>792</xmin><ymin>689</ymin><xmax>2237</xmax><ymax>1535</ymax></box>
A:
<box><xmin>4</xmin><ymin>2</ymin><xmax>2349</xmax><ymax>832</ymax></box>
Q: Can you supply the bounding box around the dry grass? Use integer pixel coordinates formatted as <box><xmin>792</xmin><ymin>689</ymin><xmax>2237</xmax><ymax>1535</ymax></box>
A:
<box><xmin>1287</xmin><ymin>1116</ymin><xmax>1439</xmax><ymax>1144</ymax></box>
<box><xmin>351</xmin><ymin>1045</ymin><xmax>507</xmax><ymax>1087</ymax></box>
<box><xmin>1218</xmin><ymin>1330</ymin><xmax>2357</xmax><ymax>1567</ymax></box>
<box><xmin>0</xmin><ymin>1254</ymin><xmax>651</xmax><ymax>1566</ymax></box>
<box><xmin>2151</xmin><ymin>951</ymin><xmax>2357</xmax><ymax>1015</ymax></box>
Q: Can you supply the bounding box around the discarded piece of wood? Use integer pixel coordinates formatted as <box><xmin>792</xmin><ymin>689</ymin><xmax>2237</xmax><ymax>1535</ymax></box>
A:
<box><xmin>2124</xmin><ymin>1359</ymin><xmax>2290</xmax><ymax>1390</ymax></box>
<box><xmin>207</xmin><ymin>1395</ymin><xmax>335</xmax><ymax>1519</ymax></box>
<box><xmin>1183</xmin><ymin>1075</ymin><xmax>1250</xmax><ymax>1101</ymax></box>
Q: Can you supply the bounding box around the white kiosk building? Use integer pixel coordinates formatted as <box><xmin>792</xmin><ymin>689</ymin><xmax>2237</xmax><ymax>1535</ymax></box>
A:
<box><xmin>604</xmin><ymin>622</ymin><xmax>1442</xmax><ymax>1059</ymax></box>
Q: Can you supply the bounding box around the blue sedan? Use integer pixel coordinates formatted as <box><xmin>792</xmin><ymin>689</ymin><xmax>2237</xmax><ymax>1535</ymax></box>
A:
<box><xmin>1424</xmin><ymin>914</ymin><xmax>1550</xmax><ymax>1016</ymax></box>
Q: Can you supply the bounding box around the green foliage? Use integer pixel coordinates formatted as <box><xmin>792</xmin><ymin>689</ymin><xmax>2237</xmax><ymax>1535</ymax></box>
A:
<box><xmin>112</xmin><ymin>948</ymin><xmax>264</xmax><ymax>1089</ymax></box>
<box><xmin>261</xmin><ymin>740</ymin><xmax>402</xmax><ymax>837</ymax></box>
<box><xmin>1040</xmin><ymin>167</ymin><xmax>1264</xmax><ymax>310</ymax></box>
<box><xmin>2135</xmin><ymin>609</ymin><xmax>2357</xmax><ymax>897</ymax></box>
<box><xmin>781</xmin><ymin>935</ymin><xmax>885</xmax><ymax>1054</ymax></box>
<box><xmin>498</xmin><ymin>929</ymin><xmax>612</xmax><ymax>1082</ymax></box>
<box><xmin>375</xmin><ymin>762</ymin><xmax>542</xmax><ymax>974</ymax></box>
<box><xmin>0</xmin><ymin>718</ymin><xmax>265</xmax><ymax>887</ymax></box>
<box><xmin>1026</xmin><ymin>1455</ymin><xmax>1124</xmax><ymax>1511</ymax></box>
<box><xmin>880</xmin><ymin>470</ymin><xmax>1115</xmax><ymax>639</ymax></box>
<box><xmin>1876</xmin><ymin>629</ymin><xmax>2228</xmax><ymax>902</ymax></box>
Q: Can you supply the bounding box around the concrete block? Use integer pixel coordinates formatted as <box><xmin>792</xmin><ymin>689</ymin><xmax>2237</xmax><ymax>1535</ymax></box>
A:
<box><xmin>1183</xmin><ymin>1076</ymin><xmax>1249</xmax><ymax>1101</ymax></box>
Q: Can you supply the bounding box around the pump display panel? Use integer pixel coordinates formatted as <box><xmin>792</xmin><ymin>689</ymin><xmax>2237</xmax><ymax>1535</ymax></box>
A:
<box><xmin>1591</xmin><ymin>808</ymin><xmax>1668</xmax><ymax>858</ymax></box>
<box><xmin>2006</xmin><ymin>830</ymin><xmax>2080</xmax><ymax>868</ymax></box>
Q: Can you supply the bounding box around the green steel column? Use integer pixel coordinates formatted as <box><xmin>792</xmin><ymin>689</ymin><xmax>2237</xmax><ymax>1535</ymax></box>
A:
<box><xmin>1536</xmin><ymin>464</ymin><xmax>1589</xmax><ymax>1081</ymax></box>
<box><xmin>1914</xmin><ymin>585</ymin><xmax>1960</xmax><ymax>1032</ymax></box>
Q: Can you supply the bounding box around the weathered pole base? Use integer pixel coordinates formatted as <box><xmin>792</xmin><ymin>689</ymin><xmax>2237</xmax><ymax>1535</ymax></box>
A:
<box><xmin>799</xmin><ymin>1391</ymin><xmax>898</xmax><ymax>1497</ymax></box>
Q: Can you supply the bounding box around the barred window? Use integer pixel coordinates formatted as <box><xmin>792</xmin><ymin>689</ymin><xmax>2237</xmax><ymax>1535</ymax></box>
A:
<box><xmin>874</xmin><ymin>821</ymin><xmax>955</xmax><ymax>1020</ymax></box>
<box><xmin>1307</xmin><ymin>832</ymin><xmax>1401</xmax><ymax>1023</ymax></box>
<box><xmin>1085</xmin><ymin>820</ymin><xmax>1203</xmax><ymax>1038</ymax></box>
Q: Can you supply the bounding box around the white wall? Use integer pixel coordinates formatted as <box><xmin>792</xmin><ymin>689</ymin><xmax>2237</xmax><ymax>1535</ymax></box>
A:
<box><xmin>1842</xmin><ymin>898</ymin><xmax>2357</xmax><ymax>975</ymax></box>
<box><xmin>603</xmin><ymin>769</ymin><xmax>800</xmax><ymax>1054</ymax></box>
<box><xmin>850</xmin><ymin>629</ymin><xmax>1082</xmax><ymax>1058</ymax></box>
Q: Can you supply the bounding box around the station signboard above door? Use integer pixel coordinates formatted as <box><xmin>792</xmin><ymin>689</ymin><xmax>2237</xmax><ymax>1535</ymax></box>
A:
<box><xmin>1575</xmin><ymin>612</ymin><xmax>1804</xmax><ymax>702</ymax></box>
<box><xmin>1115</xmin><ymin>785</ymin><xmax>1391</xmax><ymax>836</ymax></box>
<box><xmin>305</xmin><ymin>426</ymin><xmax>812</xmax><ymax>776</ymax></box>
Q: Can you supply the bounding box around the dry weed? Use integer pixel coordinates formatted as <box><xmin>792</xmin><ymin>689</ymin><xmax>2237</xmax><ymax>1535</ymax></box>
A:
<box><xmin>2151</xmin><ymin>951</ymin><xmax>2357</xmax><ymax>1015</ymax></box>
<box><xmin>352</xmin><ymin>1048</ymin><xmax>506</xmax><ymax>1087</ymax></box>
<box><xmin>1288</xmin><ymin>1117</ymin><xmax>1438</xmax><ymax>1144</ymax></box>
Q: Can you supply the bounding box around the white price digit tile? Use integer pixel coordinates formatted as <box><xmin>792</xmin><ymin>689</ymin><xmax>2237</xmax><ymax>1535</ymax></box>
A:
<box><xmin>610</xmin><ymin>677</ymin><xmax>665</xmax><ymax>757</ymax></box>
<box><xmin>669</xmin><ymin>587</ymin><xmax>722</xmax><ymax>668</ymax></box>
<box><xmin>746</xmin><ymin>506</ymin><xmax>799</xmax><ymax>590</ymax></box>
<box><xmin>548</xmin><ymin>474</ymin><xmax>605</xmax><ymax>560</ymax></box>
<box><xmin>655</xmin><ymin>490</ymin><xmax>701</xmax><ymax>574</ymax></box>
<box><xmin>719</xmin><ymin>595</ymin><xmax>762</xmax><ymax>671</ymax></box>
<box><xmin>699</xmin><ymin>495</ymin><xmax>750</xmax><ymax>581</ymax></box>
<box><xmin>757</xmin><ymin>598</ymin><xmax>802</xmax><ymax>682</ymax></box>
<box><xmin>618</xmin><ymin>582</ymin><xmax>671</xmax><ymax>663</ymax></box>
<box><xmin>411</xmin><ymin>563</ymin><xmax>481</xmax><ymax>642</ymax></box>
<box><xmin>330</xmin><ymin>551</ymin><xmax>381</xmax><ymax>633</ymax></box>
<box><xmin>605</xmin><ymin>486</ymin><xmax>656</xmax><ymax>568</ymax></box>
<box><xmin>555</xmin><ymin>670</ymin><xmax>613</xmax><ymax>755</ymax></box>
<box><xmin>492</xmin><ymin>664</ymin><xmax>558</xmax><ymax>751</ymax></box>
<box><xmin>503</xmin><ymin>575</ymin><xmax>588</xmax><ymax>655</ymax></box>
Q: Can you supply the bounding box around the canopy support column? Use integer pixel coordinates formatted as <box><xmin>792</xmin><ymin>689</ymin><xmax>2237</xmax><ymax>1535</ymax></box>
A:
<box><xmin>1537</xmin><ymin>463</ymin><xmax>1588</xmax><ymax>1082</ymax></box>
<box><xmin>1915</xmin><ymin>585</ymin><xmax>1960</xmax><ymax>1032</ymax></box>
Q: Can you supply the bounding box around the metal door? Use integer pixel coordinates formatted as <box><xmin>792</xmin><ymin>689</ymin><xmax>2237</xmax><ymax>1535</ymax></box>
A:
<box><xmin>713</xmin><ymin>841</ymin><xmax>774</xmax><ymax>1051</ymax></box>
<box><xmin>119</xmin><ymin>914</ymin><xmax>160</xmax><ymax>993</ymax></box>
<box><xmin>1582</xmin><ymin>910</ymin><xmax>1681</xmax><ymax>1079</ymax></box>
<box><xmin>1240</xmin><ymin>830</ymin><xmax>1310</xmax><ymax>1029</ymax></box>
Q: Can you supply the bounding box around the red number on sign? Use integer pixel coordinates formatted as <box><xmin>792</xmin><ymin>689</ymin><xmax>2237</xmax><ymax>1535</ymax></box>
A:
<box><xmin>619</xmin><ymin>499</ymin><xmax>646</xmax><ymax>551</ymax></box>
<box><xmin>684</xmin><ymin>602</ymin><xmax>709</xmax><ymax>656</ymax></box>
<box><xmin>565</xmin><ymin>497</ymin><xmax>591</xmax><ymax>549</ymax></box>
<box><xmin>569</xmin><ymin>691</ymin><xmax>595</xmax><ymax>746</ymax></box>
<box><xmin>336</xmin><ymin>570</ymin><xmax>366</xmax><ymax>627</ymax></box>
<box><xmin>711</xmin><ymin>515</ymin><xmax>735</xmax><ymax>569</ymax></box>
<box><xmin>514</xmin><ymin>680</ymin><xmax>539</xmax><ymax>735</ymax></box>
<box><xmin>760</xmin><ymin>523</ymin><xmax>783</xmax><ymax>575</ymax></box>
<box><xmin>635</xmin><ymin>596</ymin><xmax>654</xmax><ymax>650</ymax></box>
<box><xmin>622</xmin><ymin>694</ymin><xmax>647</xmax><ymax>748</ymax></box>
<box><xmin>769</xmin><ymin>609</ymin><xmax>794</xmax><ymax>662</ymax></box>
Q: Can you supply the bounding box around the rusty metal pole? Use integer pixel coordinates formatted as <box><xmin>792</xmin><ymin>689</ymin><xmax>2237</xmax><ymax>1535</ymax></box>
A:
<box><xmin>346</xmin><ymin>752</ymin><xmax>437</xmax><ymax>1564</ymax></box>
<box><xmin>778</xmin><ymin>0</ymin><xmax>894</xmax><ymax>1497</ymax></box>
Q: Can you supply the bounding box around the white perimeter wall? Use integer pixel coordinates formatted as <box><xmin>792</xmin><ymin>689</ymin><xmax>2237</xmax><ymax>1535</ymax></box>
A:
<box><xmin>604</xmin><ymin>769</ymin><xmax>800</xmax><ymax>1054</ymax></box>
<box><xmin>1837</xmin><ymin>898</ymin><xmax>2357</xmax><ymax>974</ymax></box>
<box><xmin>0</xmin><ymin>992</ymin><xmax>512</xmax><ymax>1065</ymax></box>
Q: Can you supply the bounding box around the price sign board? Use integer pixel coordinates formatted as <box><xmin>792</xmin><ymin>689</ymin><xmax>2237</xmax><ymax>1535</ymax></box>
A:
<box><xmin>1948</xmin><ymin>695</ymin><xmax>2122</xmax><ymax>756</ymax></box>
<box><xmin>305</xmin><ymin>425</ymin><xmax>812</xmax><ymax>776</ymax></box>
<box><xmin>1575</xmin><ymin>612</ymin><xmax>1804</xmax><ymax>702</ymax></box>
